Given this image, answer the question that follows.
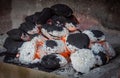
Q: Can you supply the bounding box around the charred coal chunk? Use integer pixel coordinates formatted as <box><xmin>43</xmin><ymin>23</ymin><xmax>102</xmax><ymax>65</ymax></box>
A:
<box><xmin>38</xmin><ymin>64</ymin><xmax>55</xmax><ymax>72</ymax></box>
<box><xmin>0</xmin><ymin>51</ymin><xmax>17</xmax><ymax>57</ymax></box>
<box><xmin>3</xmin><ymin>55</ymin><xmax>16</xmax><ymax>63</ymax></box>
<box><xmin>91</xmin><ymin>30</ymin><xmax>104</xmax><ymax>38</ymax></box>
<box><xmin>3</xmin><ymin>51</ymin><xmax>20</xmax><ymax>64</ymax></box>
<box><xmin>66</xmin><ymin>15</ymin><xmax>79</xmax><ymax>25</ymax></box>
<box><xmin>98</xmin><ymin>52</ymin><xmax>108</xmax><ymax>65</ymax></box>
<box><xmin>19</xmin><ymin>21</ymin><xmax>40</xmax><ymax>40</ymax></box>
<box><xmin>25</xmin><ymin>12</ymin><xmax>41</xmax><ymax>25</ymax></box>
<box><xmin>50</xmin><ymin>15</ymin><xmax>67</xmax><ymax>27</ymax></box>
<box><xmin>3</xmin><ymin>37</ymin><xmax>23</xmax><ymax>54</ymax></box>
<box><xmin>7</xmin><ymin>28</ymin><xmax>32</xmax><ymax>41</ymax></box>
<box><xmin>25</xmin><ymin>8</ymin><xmax>53</xmax><ymax>25</ymax></box>
<box><xmin>40</xmin><ymin>54</ymin><xmax>60</xmax><ymax>70</ymax></box>
<box><xmin>42</xmin><ymin>24</ymin><xmax>63</xmax><ymax>32</ymax></box>
<box><xmin>94</xmin><ymin>52</ymin><xmax>108</xmax><ymax>65</ymax></box>
<box><xmin>46</xmin><ymin>40</ymin><xmax>58</xmax><ymax>48</ymax></box>
<box><xmin>33</xmin><ymin>12</ymin><xmax>42</xmax><ymax>24</ymax></box>
<box><xmin>36</xmin><ymin>8</ymin><xmax>54</xmax><ymax>25</ymax></box>
<box><xmin>3</xmin><ymin>37</ymin><xmax>23</xmax><ymax>64</ymax></box>
<box><xmin>67</xmin><ymin>33</ymin><xmax>90</xmax><ymax>49</ymax></box>
<box><xmin>25</xmin><ymin>14</ymin><xmax>36</xmax><ymax>25</ymax></box>
<box><xmin>7</xmin><ymin>29</ymin><xmax>24</xmax><ymax>41</ymax></box>
<box><xmin>19</xmin><ymin>22</ymin><xmax>36</xmax><ymax>33</ymax></box>
<box><xmin>51</xmin><ymin>4</ymin><xmax>73</xmax><ymax>17</ymax></box>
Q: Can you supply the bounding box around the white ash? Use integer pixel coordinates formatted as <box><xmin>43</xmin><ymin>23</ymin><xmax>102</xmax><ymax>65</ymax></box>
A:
<box><xmin>90</xmin><ymin>42</ymin><xmax>116</xmax><ymax>59</ymax></box>
<box><xmin>49</xmin><ymin>27</ymin><xmax>69</xmax><ymax>37</ymax></box>
<box><xmin>41</xmin><ymin>40</ymin><xmax>65</xmax><ymax>54</ymax></box>
<box><xmin>56</xmin><ymin>54</ymin><xmax>68</xmax><ymax>67</ymax></box>
<box><xmin>83</xmin><ymin>30</ymin><xmax>105</xmax><ymax>42</ymax></box>
<box><xmin>41</xmin><ymin>27</ymin><xmax>69</xmax><ymax>39</ymax></box>
<box><xmin>18</xmin><ymin>36</ymin><xmax>42</xmax><ymax>64</ymax></box>
<box><xmin>36</xmin><ymin>34</ymin><xmax>48</xmax><ymax>42</ymax></box>
<box><xmin>89</xmin><ymin>43</ymin><xmax>109</xmax><ymax>65</ymax></box>
<box><xmin>70</xmin><ymin>49</ymin><xmax>96</xmax><ymax>74</ymax></box>
<box><xmin>94</xmin><ymin>55</ymin><xmax>103</xmax><ymax>66</ymax></box>
<box><xmin>66</xmin><ymin>42</ymin><xmax>80</xmax><ymax>53</ymax></box>
<box><xmin>90</xmin><ymin>43</ymin><xmax>106</xmax><ymax>54</ymax></box>
<box><xmin>41</xmin><ymin>28</ymin><xmax>52</xmax><ymax>39</ymax></box>
<box><xmin>65</xmin><ymin>22</ymin><xmax>77</xmax><ymax>31</ymax></box>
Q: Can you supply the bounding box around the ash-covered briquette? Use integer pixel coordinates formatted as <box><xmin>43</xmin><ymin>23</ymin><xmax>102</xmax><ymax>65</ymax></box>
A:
<box><xmin>7</xmin><ymin>27</ymin><xmax>37</xmax><ymax>41</ymax></box>
<box><xmin>91</xmin><ymin>30</ymin><xmax>104</xmax><ymax>38</ymax></box>
<box><xmin>45</xmin><ymin>40</ymin><xmax>58</xmax><ymax>48</ymax></box>
<box><xmin>83</xmin><ymin>30</ymin><xmax>105</xmax><ymax>42</ymax></box>
<box><xmin>18</xmin><ymin>37</ymin><xmax>39</xmax><ymax>64</ymax></box>
<box><xmin>94</xmin><ymin>52</ymin><xmax>108</xmax><ymax>66</ymax></box>
<box><xmin>41</xmin><ymin>40</ymin><xmax>65</xmax><ymax>54</ymax></box>
<box><xmin>19</xmin><ymin>21</ymin><xmax>40</xmax><ymax>37</ymax></box>
<box><xmin>40</xmin><ymin>54</ymin><xmax>60</xmax><ymax>70</ymax></box>
<box><xmin>65</xmin><ymin>22</ymin><xmax>77</xmax><ymax>32</ymax></box>
<box><xmin>90</xmin><ymin>43</ymin><xmax>109</xmax><ymax>65</ymax></box>
<box><xmin>40</xmin><ymin>53</ymin><xmax>68</xmax><ymax>70</ymax></box>
<box><xmin>51</xmin><ymin>4</ymin><xmax>73</xmax><ymax>17</ymax></box>
<box><xmin>48</xmin><ymin>15</ymin><xmax>79</xmax><ymax>29</ymax></box>
<box><xmin>7</xmin><ymin>28</ymin><xmax>39</xmax><ymax>41</ymax></box>
<box><xmin>90</xmin><ymin>43</ymin><xmax>105</xmax><ymax>54</ymax></box>
<box><xmin>7</xmin><ymin>29</ymin><xmax>24</xmax><ymax>41</ymax></box>
<box><xmin>41</xmin><ymin>24</ymin><xmax>69</xmax><ymax>39</ymax></box>
<box><xmin>70</xmin><ymin>49</ymin><xmax>96</xmax><ymax>74</ymax></box>
<box><xmin>46</xmin><ymin>15</ymin><xmax>79</xmax><ymax>34</ymax></box>
<box><xmin>66</xmin><ymin>33</ymin><xmax>90</xmax><ymax>49</ymax></box>
<box><xmin>49</xmin><ymin>15</ymin><xmax>67</xmax><ymax>27</ymax></box>
<box><xmin>42</xmin><ymin>24</ymin><xmax>63</xmax><ymax>32</ymax></box>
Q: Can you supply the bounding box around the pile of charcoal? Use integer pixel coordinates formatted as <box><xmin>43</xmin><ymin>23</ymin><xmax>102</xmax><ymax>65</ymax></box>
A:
<box><xmin>1</xmin><ymin>4</ymin><xmax>116</xmax><ymax>74</ymax></box>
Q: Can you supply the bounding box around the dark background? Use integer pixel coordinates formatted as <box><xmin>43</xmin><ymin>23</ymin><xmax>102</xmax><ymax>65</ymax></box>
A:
<box><xmin>0</xmin><ymin>0</ymin><xmax>120</xmax><ymax>34</ymax></box>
